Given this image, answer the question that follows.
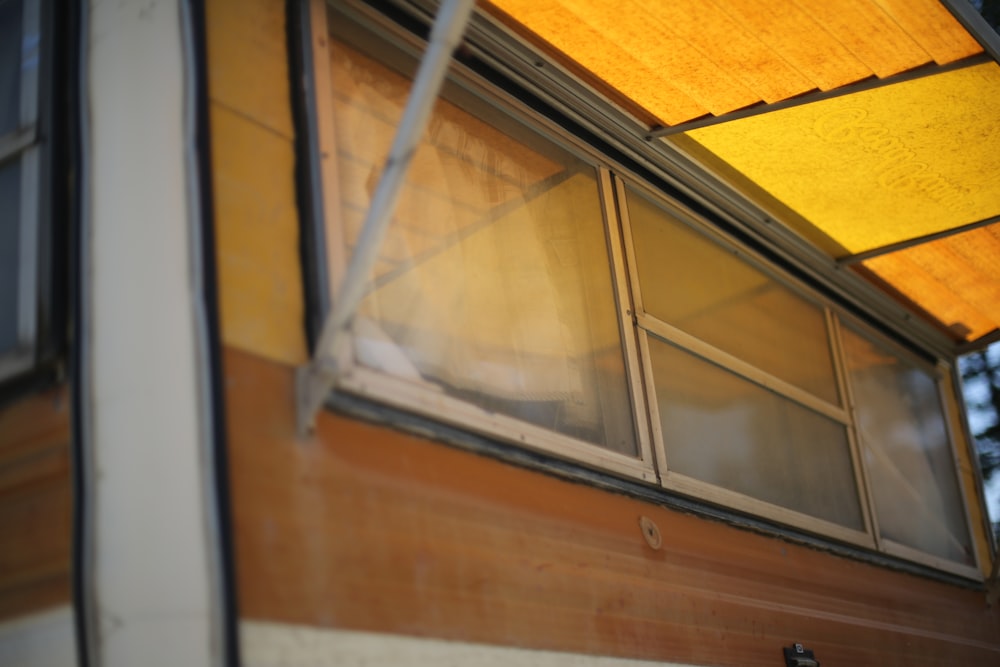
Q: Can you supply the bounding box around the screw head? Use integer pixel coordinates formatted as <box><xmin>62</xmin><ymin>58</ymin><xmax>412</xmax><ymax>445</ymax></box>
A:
<box><xmin>639</xmin><ymin>516</ymin><xmax>662</xmax><ymax>550</ymax></box>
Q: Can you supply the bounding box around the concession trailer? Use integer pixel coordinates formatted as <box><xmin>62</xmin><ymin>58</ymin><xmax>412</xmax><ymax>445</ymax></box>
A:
<box><xmin>2</xmin><ymin>0</ymin><xmax>1000</xmax><ymax>665</ymax></box>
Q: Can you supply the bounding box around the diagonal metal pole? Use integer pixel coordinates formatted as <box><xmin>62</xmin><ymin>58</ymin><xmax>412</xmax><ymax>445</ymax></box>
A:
<box><xmin>298</xmin><ymin>0</ymin><xmax>477</xmax><ymax>433</ymax></box>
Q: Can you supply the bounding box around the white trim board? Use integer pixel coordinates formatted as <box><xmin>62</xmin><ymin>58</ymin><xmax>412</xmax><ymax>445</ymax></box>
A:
<box><xmin>82</xmin><ymin>0</ymin><xmax>222</xmax><ymax>665</ymax></box>
<box><xmin>242</xmin><ymin>621</ymin><xmax>700</xmax><ymax>667</ymax></box>
<box><xmin>0</xmin><ymin>606</ymin><xmax>77</xmax><ymax>667</ymax></box>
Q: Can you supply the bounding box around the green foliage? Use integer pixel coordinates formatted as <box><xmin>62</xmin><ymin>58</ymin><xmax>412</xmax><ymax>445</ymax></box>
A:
<box><xmin>960</xmin><ymin>348</ymin><xmax>1000</xmax><ymax>481</ymax></box>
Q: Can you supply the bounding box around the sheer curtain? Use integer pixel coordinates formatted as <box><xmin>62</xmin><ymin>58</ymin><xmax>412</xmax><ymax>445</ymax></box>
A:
<box><xmin>327</xmin><ymin>28</ymin><xmax>636</xmax><ymax>455</ymax></box>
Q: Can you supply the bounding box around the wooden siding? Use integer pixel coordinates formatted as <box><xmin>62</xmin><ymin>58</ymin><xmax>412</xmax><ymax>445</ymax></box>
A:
<box><xmin>0</xmin><ymin>386</ymin><xmax>72</xmax><ymax>622</ymax></box>
<box><xmin>207</xmin><ymin>0</ymin><xmax>307</xmax><ymax>366</ymax></box>
<box><xmin>208</xmin><ymin>2</ymin><xmax>1000</xmax><ymax>665</ymax></box>
<box><xmin>225</xmin><ymin>347</ymin><xmax>1000</xmax><ymax>666</ymax></box>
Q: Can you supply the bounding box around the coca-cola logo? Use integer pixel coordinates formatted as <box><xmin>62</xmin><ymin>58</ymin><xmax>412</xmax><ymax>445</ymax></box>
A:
<box><xmin>812</xmin><ymin>108</ymin><xmax>976</xmax><ymax>215</ymax></box>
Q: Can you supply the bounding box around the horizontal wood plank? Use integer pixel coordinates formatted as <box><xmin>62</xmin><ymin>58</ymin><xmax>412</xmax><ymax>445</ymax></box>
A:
<box><xmin>224</xmin><ymin>347</ymin><xmax>1000</xmax><ymax>666</ymax></box>
<box><xmin>0</xmin><ymin>386</ymin><xmax>72</xmax><ymax>623</ymax></box>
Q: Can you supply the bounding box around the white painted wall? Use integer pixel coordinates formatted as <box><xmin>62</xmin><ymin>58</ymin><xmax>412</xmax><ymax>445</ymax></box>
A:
<box><xmin>242</xmin><ymin>622</ymin><xmax>700</xmax><ymax>667</ymax></box>
<box><xmin>0</xmin><ymin>607</ymin><xmax>76</xmax><ymax>667</ymax></box>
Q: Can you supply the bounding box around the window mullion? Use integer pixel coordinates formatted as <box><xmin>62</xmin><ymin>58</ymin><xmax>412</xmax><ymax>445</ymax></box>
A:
<box><xmin>827</xmin><ymin>309</ymin><xmax>881</xmax><ymax>545</ymax></box>
<box><xmin>608</xmin><ymin>165</ymin><xmax>669</xmax><ymax>478</ymax></box>
<box><xmin>637</xmin><ymin>311</ymin><xmax>849</xmax><ymax>425</ymax></box>
<box><xmin>599</xmin><ymin>168</ymin><xmax>657</xmax><ymax>474</ymax></box>
<box><xmin>936</xmin><ymin>364</ymin><xmax>984</xmax><ymax>572</ymax></box>
<box><xmin>17</xmin><ymin>145</ymin><xmax>39</xmax><ymax>347</ymax></box>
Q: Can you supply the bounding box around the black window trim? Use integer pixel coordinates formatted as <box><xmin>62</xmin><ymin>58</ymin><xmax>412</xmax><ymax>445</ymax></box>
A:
<box><xmin>0</xmin><ymin>0</ymin><xmax>65</xmax><ymax>393</ymax></box>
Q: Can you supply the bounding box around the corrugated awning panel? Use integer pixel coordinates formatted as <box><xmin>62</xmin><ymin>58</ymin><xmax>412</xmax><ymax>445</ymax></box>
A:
<box><xmin>483</xmin><ymin>0</ymin><xmax>982</xmax><ymax>127</ymax></box>
<box><xmin>682</xmin><ymin>61</ymin><xmax>1000</xmax><ymax>255</ymax></box>
<box><xmin>679</xmin><ymin>60</ymin><xmax>1000</xmax><ymax>344</ymax></box>
<box><xmin>861</xmin><ymin>224</ymin><xmax>1000</xmax><ymax>342</ymax></box>
<box><xmin>481</xmin><ymin>0</ymin><xmax>998</xmax><ymax>347</ymax></box>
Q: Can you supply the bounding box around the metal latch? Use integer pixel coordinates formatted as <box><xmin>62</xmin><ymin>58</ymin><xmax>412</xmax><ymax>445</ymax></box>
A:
<box><xmin>783</xmin><ymin>643</ymin><xmax>819</xmax><ymax>667</ymax></box>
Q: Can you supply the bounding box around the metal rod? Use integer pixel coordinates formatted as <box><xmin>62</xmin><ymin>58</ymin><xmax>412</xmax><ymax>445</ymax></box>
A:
<box><xmin>838</xmin><ymin>213</ymin><xmax>1000</xmax><ymax>266</ymax></box>
<box><xmin>300</xmin><ymin>0</ymin><xmax>477</xmax><ymax>431</ymax></box>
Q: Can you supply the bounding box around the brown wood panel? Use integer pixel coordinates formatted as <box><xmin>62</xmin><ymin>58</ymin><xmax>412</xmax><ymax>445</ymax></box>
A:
<box><xmin>0</xmin><ymin>386</ymin><xmax>72</xmax><ymax>622</ymax></box>
<box><xmin>225</xmin><ymin>347</ymin><xmax>1000</xmax><ymax>666</ymax></box>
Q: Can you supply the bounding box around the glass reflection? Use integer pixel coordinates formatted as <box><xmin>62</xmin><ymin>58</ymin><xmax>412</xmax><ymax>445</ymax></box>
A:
<box><xmin>842</xmin><ymin>325</ymin><xmax>974</xmax><ymax>565</ymax></box>
<box><xmin>649</xmin><ymin>336</ymin><xmax>863</xmax><ymax>529</ymax></box>
<box><xmin>627</xmin><ymin>186</ymin><xmax>840</xmax><ymax>404</ymax></box>
<box><xmin>327</xmin><ymin>20</ymin><xmax>637</xmax><ymax>456</ymax></box>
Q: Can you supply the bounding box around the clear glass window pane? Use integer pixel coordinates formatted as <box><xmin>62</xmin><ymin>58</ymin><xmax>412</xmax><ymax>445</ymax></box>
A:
<box><xmin>842</xmin><ymin>325</ymin><xmax>974</xmax><ymax>565</ymax></box>
<box><xmin>626</xmin><ymin>186</ymin><xmax>840</xmax><ymax>404</ymax></box>
<box><xmin>649</xmin><ymin>335</ymin><xmax>864</xmax><ymax>529</ymax></box>
<box><xmin>0</xmin><ymin>0</ymin><xmax>22</xmax><ymax>136</ymax></box>
<box><xmin>326</xmin><ymin>24</ymin><xmax>637</xmax><ymax>456</ymax></box>
<box><xmin>0</xmin><ymin>158</ymin><xmax>21</xmax><ymax>353</ymax></box>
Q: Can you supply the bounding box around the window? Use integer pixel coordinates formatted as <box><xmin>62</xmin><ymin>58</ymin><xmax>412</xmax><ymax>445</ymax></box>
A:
<box><xmin>316</xmin><ymin>5</ymin><xmax>654</xmax><ymax>481</ymax></box>
<box><xmin>842</xmin><ymin>325</ymin><xmax>975</xmax><ymax>567</ymax></box>
<box><xmin>0</xmin><ymin>0</ymin><xmax>52</xmax><ymax>382</ymax></box>
<box><xmin>618</xmin><ymin>181</ymin><xmax>975</xmax><ymax>569</ymax></box>
<box><xmin>622</xmin><ymin>184</ymin><xmax>868</xmax><ymax>542</ymax></box>
<box><xmin>309</xmin><ymin>0</ymin><xmax>981</xmax><ymax>578</ymax></box>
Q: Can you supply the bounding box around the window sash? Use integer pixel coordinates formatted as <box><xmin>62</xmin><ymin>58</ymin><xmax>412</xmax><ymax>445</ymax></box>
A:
<box><xmin>312</xmin><ymin>0</ymin><xmax>658</xmax><ymax>481</ymax></box>
<box><xmin>615</xmin><ymin>170</ymin><xmax>977</xmax><ymax>576</ymax></box>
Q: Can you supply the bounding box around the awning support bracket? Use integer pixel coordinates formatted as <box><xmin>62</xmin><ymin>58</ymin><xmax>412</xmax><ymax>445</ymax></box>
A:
<box><xmin>296</xmin><ymin>0</ymin><xmax>477</xmax><ymax>435</ymax></box>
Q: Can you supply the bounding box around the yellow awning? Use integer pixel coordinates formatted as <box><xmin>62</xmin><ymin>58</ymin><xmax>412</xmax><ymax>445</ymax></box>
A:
<box><xmin>682</xmin><ymin>61</ymin><xmax>1000</xmax><ymax>342</ymax></box>
<box><xmin>484</xmin><ymin>0</ymin><xmax>982</xmax><ymax>126</ymax></box>
<box><xmin>486</xmin><ymin>0</ymin><xmax>1000</xmax><ymax>347</ymax></box>
<box><xmin>684</xmin><ymin>62</ymin><xmax>1000</xmax><ymax>255</ymax></box>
